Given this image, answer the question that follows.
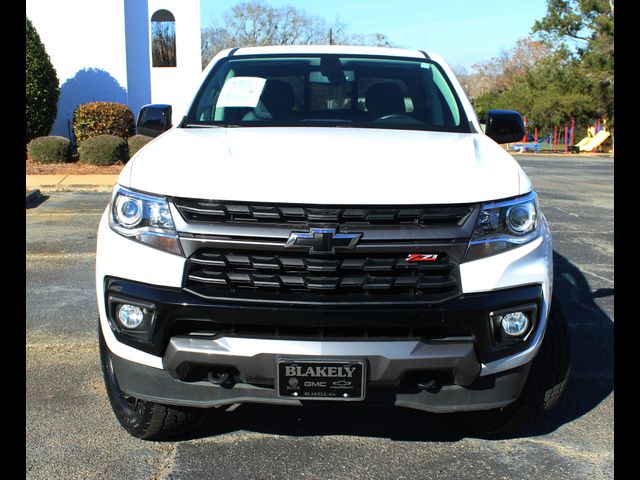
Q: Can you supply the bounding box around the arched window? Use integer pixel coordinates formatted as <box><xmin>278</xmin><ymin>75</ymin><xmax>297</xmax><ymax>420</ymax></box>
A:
<box><xmin>151</xmin><ymin>9</ymin><xmax>176</xmax><ymax>67</ymax></box>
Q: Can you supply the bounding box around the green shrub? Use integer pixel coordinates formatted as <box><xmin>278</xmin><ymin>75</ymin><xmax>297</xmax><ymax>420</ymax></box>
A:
<box><xmin>26</xmin><ymin>17</ymin><xmax>60</xmax><ymax>143</ymax></box>
<box><xmin>27</xmin><ymin>136</ymin><xmax>71</xmax><ymax>164</ymax></box>
<box><xmin>78</xmin><ymin>135</ymin><xmax>128</xmax><ymax>166</ymax></box>
<box><xmin>127</xmin><ymin>134</ymin><xmax>154</xmax><ymax>158</ymax></box>
<box><xmin>73</xmin><ymin>102</ymin><xmax>135</xmax><ymax>143</ymax></box>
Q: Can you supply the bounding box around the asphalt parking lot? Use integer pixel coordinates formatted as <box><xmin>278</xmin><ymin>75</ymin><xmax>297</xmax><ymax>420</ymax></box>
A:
<box><xmin>26</xmin><ymin>154</ymin><xmax>613</xmax><ymax>479</ymax></box>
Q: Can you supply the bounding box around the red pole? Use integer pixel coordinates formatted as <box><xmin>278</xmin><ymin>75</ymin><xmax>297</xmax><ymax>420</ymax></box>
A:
<box><xmin>553</xmin><ymin>126</ymin><xmax>557</xmax><ymax>153</ymax></box>
<box><xmin>522</xmin><ymin>116</ymin><xmax>527</xmax><ymax>143</ymax></box>
<box><xmin>597</xmin><ymin>118</ymin><xmax>601</xmax><ymax>132</ymax></box>
<box><xmin>564</xmin><ymin>122</ymin><xmax>569</xmax><ymax>154</ymax></box>
<box><xmin>570</xmin><ymin>117</ymin><xmax>575</xmax><ymax>151</ymax></box>
<box><xmin>534</xmin><ymin>127</ymin><xmax>538</xmax><ymax>143</ymax></box>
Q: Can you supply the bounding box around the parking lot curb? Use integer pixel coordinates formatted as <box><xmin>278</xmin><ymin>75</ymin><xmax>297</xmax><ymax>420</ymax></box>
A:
<box><xmin>26</xmin><ymin>174</ymin><xmax>118</xmax><ymax>193</ymax></box>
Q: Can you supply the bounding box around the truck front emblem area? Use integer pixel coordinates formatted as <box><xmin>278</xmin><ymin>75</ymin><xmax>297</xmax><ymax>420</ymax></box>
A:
<box><xmin>285</xmin><ymin>228</ymin><xmax>361</xmax><ymax>254</ymax></box>
<box><xmin>406</xmin><ymin>253</ymin><xmax>439</xmax><ymax>262</ymax></box>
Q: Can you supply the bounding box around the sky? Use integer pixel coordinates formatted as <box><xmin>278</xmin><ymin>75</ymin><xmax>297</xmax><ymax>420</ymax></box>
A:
<box><xmin>200</xmin><ymin>0</ymin><xmax>549</xmax><ymax>70</ymax></box>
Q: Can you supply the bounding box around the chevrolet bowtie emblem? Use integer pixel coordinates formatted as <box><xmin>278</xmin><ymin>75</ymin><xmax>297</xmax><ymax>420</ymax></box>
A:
<box><xmin>285</xmin><ymin>228</ymin><xmax>361</xmax><ymax>254</ymax></box>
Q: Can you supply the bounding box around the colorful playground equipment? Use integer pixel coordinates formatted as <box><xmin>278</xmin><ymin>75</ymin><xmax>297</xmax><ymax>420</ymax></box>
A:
<box><xmin>506</xmin><ymin>117</ymin><xmax>611</xmax><ymax>154</ymax></box>
<box><xmin>575</xmin><ymin>122</ymin><xmax>611</xmax><ymax>152</ymax></box>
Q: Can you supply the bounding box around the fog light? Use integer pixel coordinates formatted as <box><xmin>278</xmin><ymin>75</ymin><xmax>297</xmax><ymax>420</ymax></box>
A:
<box><xmin>117</xmin><ymin>304</ymin><xmax>144</xmax><ymax>329</ymax></box>
<box><xmin>499</xmin><ymin>312</ymin><xmax>529</xmax><ymax>337</ymax></box>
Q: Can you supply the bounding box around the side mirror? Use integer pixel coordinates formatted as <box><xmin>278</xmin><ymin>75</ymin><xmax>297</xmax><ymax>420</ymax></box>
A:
<box><xmin>137</xmin><ymin>104</ymin><xmax>172</xmax><ymax>137</ymax></box>
<box><xmin>485</xmin><ymin>110</ymin><xmax>525</xmax><ymax>144</ymax></box>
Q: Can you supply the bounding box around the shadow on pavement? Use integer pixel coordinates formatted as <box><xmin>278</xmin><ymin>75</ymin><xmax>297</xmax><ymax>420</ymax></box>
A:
<box><xmin>179</xmin><ymin>250</ymin><xmax>612</xmax><ymax>443</ymax></box>
<box><xmin>26</xmin><ymin>192</ymin><xmax>49</xmax><ymax>209</ymax></box>
<box><xmin>521</xmin><ymin>251</ymin><xmax>613</xmax><ymax>437</ymax></box>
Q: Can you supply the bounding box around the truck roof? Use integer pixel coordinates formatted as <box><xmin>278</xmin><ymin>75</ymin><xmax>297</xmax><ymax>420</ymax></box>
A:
<box><xmin>229</xmin><ymin>44</ymin><xmax>431</xmax><ymax>60</ymax></box>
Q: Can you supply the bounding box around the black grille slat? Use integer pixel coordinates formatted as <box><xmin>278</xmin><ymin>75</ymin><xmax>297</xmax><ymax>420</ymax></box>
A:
<box><xmin>249</xmin><ymin>256</ymin><xmax>281</xmax><ymax>270</ymax></box>
<box><xmin>174</xmin><ymin>198</ymin><xmax>473</xmax><ymax>226</ymax></box>
<box><xmin>188</xmin><ymin>271</ymin><xmax>228</xmax><ymax>285</ymax></box>
<box><xmin>363</xmin><ymin>259</ymin><xmax>396</xmax><ymax>271</ymax></box>
<box><xmin>304</xmin><ymin>258</ymin><xmax>341</xmax><ymax>272</ymax></box>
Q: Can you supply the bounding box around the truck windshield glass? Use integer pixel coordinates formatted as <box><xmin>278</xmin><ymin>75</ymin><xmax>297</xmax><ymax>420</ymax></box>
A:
<box><xmin>187</xmin><ymin>55</ymin><xmax>470</xmax><ymax>133</ymax></box>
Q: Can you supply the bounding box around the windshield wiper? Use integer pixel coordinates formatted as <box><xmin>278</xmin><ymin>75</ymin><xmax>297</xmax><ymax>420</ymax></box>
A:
<box><xmin>183</xmin><ymin>123</ymin><xmax>241</xmax><ymax>128</ymax></box>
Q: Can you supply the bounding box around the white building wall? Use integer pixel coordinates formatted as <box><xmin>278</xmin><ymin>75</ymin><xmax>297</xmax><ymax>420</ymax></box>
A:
<box><xmin>148</xmin><ymin>0</ymin><xmax>202</xmax><ymax>122</ymax></box>
<box><xmin>26</xmin><ymin>0</ymin><xmax>128</xmax><ymax>138</ymax></box>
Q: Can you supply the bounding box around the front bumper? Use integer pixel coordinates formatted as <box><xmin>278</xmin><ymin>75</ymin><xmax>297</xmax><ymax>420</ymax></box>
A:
<box><xmin>102</xmin><ymin>275</ymin><xmax>542</xmax><ymax>408</ymax></box>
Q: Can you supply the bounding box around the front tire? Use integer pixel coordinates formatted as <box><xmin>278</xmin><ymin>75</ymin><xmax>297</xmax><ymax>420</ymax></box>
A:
<box><xmin>444</xmin><ymin>299</ymin><xmax>571</xmax><ymax>436</ymax></box>
<box><xmin>99</xmin><ymin>327</ymin><xmax>207</xmax><ymax>440</ymax></box>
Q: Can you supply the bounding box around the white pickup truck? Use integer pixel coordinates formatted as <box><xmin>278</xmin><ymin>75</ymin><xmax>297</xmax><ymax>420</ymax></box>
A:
<box><xmin>96</xmin><ymin>45</ymin><xmax>570</xmax><ymax>439</ymax></box>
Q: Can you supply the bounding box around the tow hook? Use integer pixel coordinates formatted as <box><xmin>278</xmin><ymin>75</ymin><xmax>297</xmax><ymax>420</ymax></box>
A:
<box><xmin>208</xmin><ymin>370</ymin><xmax>233</xmax><ymax>387</ymax></box>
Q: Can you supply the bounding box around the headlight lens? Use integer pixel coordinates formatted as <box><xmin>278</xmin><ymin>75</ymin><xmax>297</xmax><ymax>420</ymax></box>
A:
<box><xmin>506</xmin><ymin>203</ymin><xmax>536</xmax><ymax>233</ymax></box>
<box><xmin>109</xmin><ymin>185</ymin><xmax>182</xmax><ymax>256</ymax></box>
<box><xmin>114</xmin><ymin>196</ymin><xmax>143</xmax><ymax>227</ymax></box>
<box><xmin>464</xmin><ymin>191</ymin><xmax>541</xmax><ymax>262</ymax></box>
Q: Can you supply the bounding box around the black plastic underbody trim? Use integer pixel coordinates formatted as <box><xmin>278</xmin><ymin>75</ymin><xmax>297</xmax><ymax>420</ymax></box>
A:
<box><xmin>111</xmin><ymin>353</ymin><xmax>531</xmax><ymax>413</ymax></box>
<box><xmin>104</xmin><ymin>277</ymin><xmax>543</xmax><ymax>363</ymax></box>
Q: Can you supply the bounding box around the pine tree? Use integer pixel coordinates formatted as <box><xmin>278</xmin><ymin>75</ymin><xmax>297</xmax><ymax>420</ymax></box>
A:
<box><xmin>26</xmin><ymin>17</ymin><xmax>60</xmax><ymax>143</ymax></box>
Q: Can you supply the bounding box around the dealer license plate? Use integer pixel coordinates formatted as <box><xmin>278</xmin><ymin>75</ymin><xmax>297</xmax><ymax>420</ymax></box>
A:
<box><xmin>277</xmin><ymin>359</ymin><xmax>366</xmax><ymax>401</ymax></box>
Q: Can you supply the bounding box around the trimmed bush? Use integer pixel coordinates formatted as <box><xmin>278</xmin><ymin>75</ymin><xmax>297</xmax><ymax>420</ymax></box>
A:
<box><xmin>73</xmin><ymin>102</ymin><xmax>135</xmax><ymax>143</ymax></box>
<box><xmin>27</xmin><ymin>136</ymin><xmax>71</xmax><ymax>164</ymax></box>
<box><xmin>127</xmin><ymin>134</ymin><xmax>154</xmax><ymax>158</ymax></box>
<box><xmin>26</xmin><ymin>17</ymin><xmax>60</xmax><ymax>143</ymax></box>
<box><xmin>78</xmin><ymin>135</ymin><xmax>128</xmax><ymax>166</ymax></box>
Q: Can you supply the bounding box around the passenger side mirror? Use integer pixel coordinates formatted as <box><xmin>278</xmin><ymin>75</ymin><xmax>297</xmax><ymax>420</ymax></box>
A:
<box><xmin>137</xmin><ymin>104</ymin><xmax>172</xmax><ymax>137</ymax></box>
<box><xmin>485</xmin><ymin>110</ymin><xmax>525</xmax><ymax>144</ymax></box>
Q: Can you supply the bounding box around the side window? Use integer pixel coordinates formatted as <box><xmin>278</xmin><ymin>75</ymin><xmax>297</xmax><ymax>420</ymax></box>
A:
<box><xmin>151</xmin><ymin>10</ymin><xmax>176</xmax><ymax>68</ymax></box>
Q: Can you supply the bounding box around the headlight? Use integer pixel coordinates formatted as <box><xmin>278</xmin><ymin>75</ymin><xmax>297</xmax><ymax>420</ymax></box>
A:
<box><xmin>464</xmin><ymin>191</ymin><xmax>540</xmax><ymax>262</ymax></box>
<box><xmin>109</xmin><ymin>185</ymin><xmax>182</xmax><ymax>256</ymax></box>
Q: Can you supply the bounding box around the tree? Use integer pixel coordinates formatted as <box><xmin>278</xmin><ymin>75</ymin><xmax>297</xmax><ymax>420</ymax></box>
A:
<box><xmin>26</xmin><ymin>17</ymin><xmax>59</xmax><ymax>143</ymax></box>
<box><xmin>462</xmin><ymin>37</ymin><xmax>551</xmax><ymax>99</ymax></box>
<box><xmin>532</xmin><ymin>0</ymin><xmax>613</xmax><ymax>126</ymax></box>
<box><xmin>201</xmin><ymin>1</ymin><xmax>394</xmax><ymax>68</ymax></box>
<box><xmin>151</xmin><ymin>21</ymin><xmax>177</xmax><ymax>67</ymax></box>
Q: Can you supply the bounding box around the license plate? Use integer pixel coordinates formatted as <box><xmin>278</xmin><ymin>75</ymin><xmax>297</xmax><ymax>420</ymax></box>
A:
<box><xmin>277</xmin><ymin>359</ymin><xmax>366</xmax><ymax>401</ymax></box>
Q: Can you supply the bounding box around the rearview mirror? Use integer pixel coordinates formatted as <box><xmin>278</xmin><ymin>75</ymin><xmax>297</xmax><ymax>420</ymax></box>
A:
<box><xmin>137</xmin><ymin>104</ymin><xmax>172</xmax><ymax>137</ymax></box>
<box><xmin>485</xmin><ymin>110</ymin><xmax>525</xmax><ymax>144</ymax></box>
<box><xmin>309</xmin><ymin>70</ymin><xmax>355</xmax><ymax>84</ymax></box>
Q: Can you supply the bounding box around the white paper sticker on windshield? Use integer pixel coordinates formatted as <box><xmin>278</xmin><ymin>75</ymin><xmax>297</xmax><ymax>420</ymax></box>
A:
<box><xmin>216</xmin><ymin>77</ymin><xmax>267</xmax><ymax>108</ymax></box>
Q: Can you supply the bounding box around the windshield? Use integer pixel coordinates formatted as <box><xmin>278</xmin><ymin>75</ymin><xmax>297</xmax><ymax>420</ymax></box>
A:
<box><xmin>186</xmin><ymin>54</ymin><xmax>470</xmax><ymax>133</ymax></box>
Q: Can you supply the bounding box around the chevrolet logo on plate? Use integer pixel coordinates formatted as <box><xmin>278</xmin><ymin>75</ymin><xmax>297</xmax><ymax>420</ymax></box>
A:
<box><xmin>285</xmin><ymin>228</ymin><xmax>361</xmax><ymax>254</ymax></box>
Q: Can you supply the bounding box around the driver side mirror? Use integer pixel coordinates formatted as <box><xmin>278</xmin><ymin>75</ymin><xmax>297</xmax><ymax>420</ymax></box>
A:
<box><xmin>485</xmin><ymin>110</ymin><xmax>525</xmax><ymax>144</ymax></box>
<box><xmin>137</xmin><ymin>104</ymin><xmax>172</xmax><ymax>137</ymax></box>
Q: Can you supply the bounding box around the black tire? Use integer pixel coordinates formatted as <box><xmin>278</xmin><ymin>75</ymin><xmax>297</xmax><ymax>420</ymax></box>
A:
<box><xmin>99</xmin><ymin>328</ymin><xmax>207</xmax><ymax>440</ymax></box>
<box><xmin>444</xmin><ymin>299</ymin><xmax>571</xmax><ymax>436</ymax></box>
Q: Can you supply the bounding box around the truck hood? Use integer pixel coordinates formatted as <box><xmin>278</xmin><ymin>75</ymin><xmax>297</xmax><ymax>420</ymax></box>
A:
<box><xmin>122</xmin><ymin>127</ymin><xmax>531</xmax><ymax>205</ymax></box>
